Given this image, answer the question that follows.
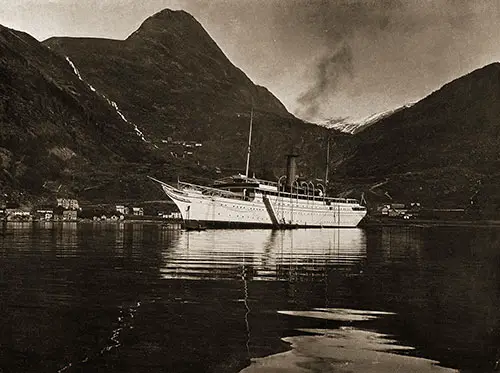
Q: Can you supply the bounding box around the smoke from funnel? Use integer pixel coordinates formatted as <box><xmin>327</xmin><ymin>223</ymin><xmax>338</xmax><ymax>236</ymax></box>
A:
<box><xmin>296</xmin><ymin>42</ymin><xmax>353</xmax><ymax>121</ymax></box>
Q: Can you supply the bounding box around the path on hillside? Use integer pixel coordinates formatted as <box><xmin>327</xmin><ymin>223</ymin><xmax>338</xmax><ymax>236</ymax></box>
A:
<box><xmin>370</xmin><ymin>178</ymin><xmax>389</xmax><ymax>191</ymax></box>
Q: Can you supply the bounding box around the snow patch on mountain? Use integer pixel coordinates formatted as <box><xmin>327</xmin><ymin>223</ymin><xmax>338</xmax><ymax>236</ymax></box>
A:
<box><xmin>322</xmin><ymin>104</ymin><xmax>414</xmax><ymax>134</ymax></box>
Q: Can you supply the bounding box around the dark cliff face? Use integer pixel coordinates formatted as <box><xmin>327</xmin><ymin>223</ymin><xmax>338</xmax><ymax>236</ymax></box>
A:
<box><xmin>0</xmin><ymin>24</ymin><xmax>156</xmax><ymax>201</ymax></box>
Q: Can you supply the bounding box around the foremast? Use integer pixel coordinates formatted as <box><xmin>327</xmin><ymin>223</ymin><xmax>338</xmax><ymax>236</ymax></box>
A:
<box><xmin>245</xmin><ymin>106</ymin><xmax>254</xmax><ymax>178</ymax></box>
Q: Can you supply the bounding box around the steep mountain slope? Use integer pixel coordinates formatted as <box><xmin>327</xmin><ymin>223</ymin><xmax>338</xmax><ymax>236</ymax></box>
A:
<box><xmin>44</xmin><ymin>10</ymin><xmax>291</xmax><ymax>142</ymax></box>
<box><xmin>334</xmin><ymin>63</ymin><xmax>500</xmax><ymax>214</ymax></box>
<box><xmin>43</xmin><ymin>9</ymin><xmax>346</xmax><ymax>186</ymax></box>
<box><xmin>0</xmin><ymin>24</ymin><xmax>162</xmax><ymax>204</ymax></box>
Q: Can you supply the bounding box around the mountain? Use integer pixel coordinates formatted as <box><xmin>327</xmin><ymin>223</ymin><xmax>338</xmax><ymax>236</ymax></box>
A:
<box><xmin>43</xmin><ymin>9</ymin><xmax>344</xmax><ymax>186</ymax></box>
<box><xmin>44</xmin><ymin>10</ymin><xmax>294</xmax><ymax>150</ymax></box>
<box><xmin>332</xmin><ymin>63</ymin><xmax>500</xmax><ymax>215</ymax></box>
<box><xmin>7</xmin><ymin>7</ymin><xmax>500</xmax><ymax>217</ymax></box>
<box><xmin>0</xmin><ymin>23</ymin><xmax>169</xmax><ymax>205</ymax></box>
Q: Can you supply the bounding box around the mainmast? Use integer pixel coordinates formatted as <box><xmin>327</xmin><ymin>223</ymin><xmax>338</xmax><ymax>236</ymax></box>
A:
<box><xmin>325</xmin><ymin>135</ymin><xmax>330</xmax><ymax>186</ymax></box>
<box><xmin>244</xmin><ymin>106</ymin><xmax>254</xmax><ymax>178</ymax></box>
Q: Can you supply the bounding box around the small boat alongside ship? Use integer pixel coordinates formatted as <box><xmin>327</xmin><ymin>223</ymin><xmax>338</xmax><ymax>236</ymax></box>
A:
<box><xmin>150</xmin><ymin>110</ymin><xmax>366</xmax><ymax>229</ymax></box>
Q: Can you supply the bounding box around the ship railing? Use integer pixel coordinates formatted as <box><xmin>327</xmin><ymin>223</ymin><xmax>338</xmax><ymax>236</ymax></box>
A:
<box><xmin>325</xmin><ymin>198</ymin><xmax>359</xmax><ymax>204</ymax></box>
<box><xmin>178</xmin><ymin>181</ymin><xmax>245</xmax><ymax>199</ymax></box>
<box><xmin>213</xmin><ymin>174</ymin><xmax>278</xmax><ymax>188</ymax></box>
<box><xmin>271</xmin><ymin>187</ymin><xmax>361</xmax><ymax>205</ymax></box>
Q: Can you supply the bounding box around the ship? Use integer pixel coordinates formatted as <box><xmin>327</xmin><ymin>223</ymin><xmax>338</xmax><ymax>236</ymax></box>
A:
<box><xmin>149</xmin><ymin>110</ymin><xmax>367</xmax><ymax>229</ymax></box>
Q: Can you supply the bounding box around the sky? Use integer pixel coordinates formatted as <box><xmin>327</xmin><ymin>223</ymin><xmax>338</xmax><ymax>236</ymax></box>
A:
<box><xmin>2</xmin><ymin>0</ymin><xmax>500</xmax><ymax>124</ymax></box>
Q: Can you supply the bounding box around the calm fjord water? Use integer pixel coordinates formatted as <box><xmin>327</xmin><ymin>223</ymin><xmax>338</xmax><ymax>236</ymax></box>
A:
<box><xmin>1</xmin><ymin>222</ymin><xmax>499</xmax><ymax>372</ymax></box>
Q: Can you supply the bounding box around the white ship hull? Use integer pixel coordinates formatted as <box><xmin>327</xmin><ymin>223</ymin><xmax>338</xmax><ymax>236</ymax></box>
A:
<box><xmin>153</xmin><ymin>178</ymin><xmax>366</xmax><ymax>229</ymax></box>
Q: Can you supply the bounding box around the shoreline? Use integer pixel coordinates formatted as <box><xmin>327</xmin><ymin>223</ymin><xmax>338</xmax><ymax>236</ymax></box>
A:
<box><xmin>2</xmin><ymin>218</ymin><xmax>183</xmax><ymax>225</ymax></box>
<box><xmin>359</xmin><ymin>217</ymin><xmax>500</xmax><ymax>228</ymax></box>
<box><xmin>5</xmin><ymin>217</ymin><xmax>500</xmax><ymax>229</ymax></box>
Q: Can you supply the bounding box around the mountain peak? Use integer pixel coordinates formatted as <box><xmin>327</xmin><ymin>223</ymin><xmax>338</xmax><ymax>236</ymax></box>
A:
<box><xmin>126</xmin><ymin>8</ymin><xmax>225</xmax><ymax>62</ymax></box>
<box><xmin>150</xmin><ymin>8</ymin><xmax>193</xmax><ymax>20</ymax></box>
<box><xmin>134</xmin><ymin>8</ymin><xmax>196</xmax><ymax>33</ymax></box>
<box><xmin>129</xmin><ymin>8</ymin><xmax>204</xmax><ymax>40</ymax></box>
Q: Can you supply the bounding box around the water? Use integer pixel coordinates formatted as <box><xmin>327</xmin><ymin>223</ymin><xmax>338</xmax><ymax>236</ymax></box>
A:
<box><xmin>0</xmin><ymin>222</ymin><xmax>499</xmax><ymax>372</ymax></box>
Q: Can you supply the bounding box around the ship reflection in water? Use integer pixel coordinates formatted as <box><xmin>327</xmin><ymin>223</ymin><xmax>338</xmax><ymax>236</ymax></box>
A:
<box><xmin>160</xmin><ymin>229</ymin><xmax>367</xmax><ymax>281</ymax></box>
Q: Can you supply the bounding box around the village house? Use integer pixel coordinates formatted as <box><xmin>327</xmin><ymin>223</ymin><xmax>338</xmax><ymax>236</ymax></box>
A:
<box><xmin>376</xmin><ymin>203</ymin><xmax>410</xmax><ymax>218</ymax></box>
<box><xmin>116</xmin><ymin>205</ymin><xmax>130</xmax><ymax>215</ymax></box>
<box><xmin>132</xmin><ymin>207</ymin><xmax>144</xmax><ymax>216</ymax></box>
<box><xmin>6</xmin><ymin>209</ymin><xmax>32</xmax><ymax>222</ymax></box>
<box><xmin>159</xmin><ymin>211</ymin><xmax>182</xmax><ymax>219</ymax></box>
<box><xmin>378</xmin><ymin>205</ymin><xmax>390</xmax><ymax>216</ymax></box>
<box><xmin>57</xmin><ymin>198</ymin><xmax>80</xmax><ymax>210</ymax></box>
<box><xmin>62</xmin><ymin>210</ymin><xmax>78</xmax><ymax>221</ymax></box>
<box><xmin>162</xmin><ymin>138</ymin><xmax>202</xmax><ymax>148</ymax></box>
<box><xmin>53</xmin><ymin>207</ymin><xmax>77</xmax><ymax>221</ymax></box>
<box><xmin>36</xmin><ymin>209</ymin><xmax>54</xmax><ymax>221</ymax></box>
